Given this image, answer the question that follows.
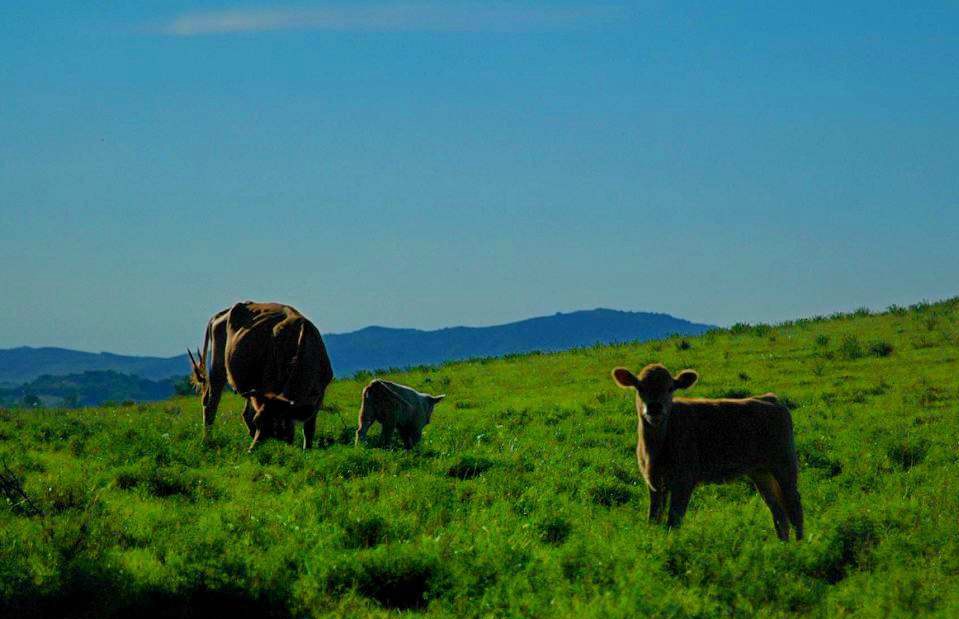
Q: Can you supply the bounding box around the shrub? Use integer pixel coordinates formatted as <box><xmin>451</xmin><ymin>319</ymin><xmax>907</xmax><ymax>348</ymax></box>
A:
<box><xmin>811</xmin><ymin>359</ymin><xmax>827</xmax><ymax>377</ymax></box>
<box><xmin>342</xmin><ymin>516</ymin><xmax>393</xmax><ymax>549</ymax></box>
<box><xmin>867</xmin><ymin>340</ymin><xmax>894</xmax><ymax>357</ymax></box>
<box><xmin>887</xmin><ymin>440</ymin><xmax>928</xmax><ymax>470</ymax></box>
<box><xmin>447</xmin><ymin>456</ymin><xmax>493</xmax><ymax>480</ymax></box>
<box><xmin>335</xmin><ymin>452</ymin><xmax>383</xmax><ymax>479</ymax></box>
<box><xmin>815</xmin><ymin>334</ymin><xmax>830</xmax><ymax>348</ymax></box>
<box><xmin>326</xmin><ymin>547</ymin><xmax>447</xmax><ymax>610</ymax></box>
<box><xmin>588</xmin><ymin>482</ymin><xmax>634</xmax><ymax>507</ymax></box>
<box><xmin>675</xmin><ymin>339</ymin><xmax>692</xmax><ymax>351</ymax></box>
<box><xmin>536</xmin><ymin>516</ymin><xmax>572</xmax><ymax>545</ymax></box>
<box><xmin>172</xmin><ymin>375</ymin><xmax>195</xmax><ymax>397</ymax></box>
<box><xmin>806</xmin><ymin>514</ymin><xmax>878</xmax><ymax>584</ymax></box>
<box><xmin>839</xmin><ymin>335</ymin><xmax>864</xmax><ymax>360</ymax></box>
<box><xmin>752</xmin><ymin>323</ymin><xmax>772</xmax><ymax>337</ymax></box>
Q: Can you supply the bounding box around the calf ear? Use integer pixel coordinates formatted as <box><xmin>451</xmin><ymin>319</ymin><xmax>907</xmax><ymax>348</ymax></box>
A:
<box><xmin>672</xmin><ymin>370</ymin><xmax>699</xmax><ymax>390</ymax></box>
<box><xmin>612</xmin><ymin>368</ymin><xmax>640</xmax><ymax>389</ymax></box>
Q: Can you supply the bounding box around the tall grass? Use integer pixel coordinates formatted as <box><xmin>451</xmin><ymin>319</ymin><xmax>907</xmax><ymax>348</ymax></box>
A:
<box><xmin>1</xmin><ymin>299</ymin><xmax>958</xmax><ymax>617</ymax></box>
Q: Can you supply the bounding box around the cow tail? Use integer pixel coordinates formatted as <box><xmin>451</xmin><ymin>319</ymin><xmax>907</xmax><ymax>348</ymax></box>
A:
<box><xmin>201</xmin><ymin>317</ymin><xmax>214</xmax><ymax>367</ymax></box>
<box><xmin>281</xmin><ymin>323</ymin><xmax>309</xmax><ymax>403</ymax></box>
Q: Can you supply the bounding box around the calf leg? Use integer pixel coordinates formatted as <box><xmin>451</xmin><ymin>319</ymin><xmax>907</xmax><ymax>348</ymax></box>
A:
<box><xmin>775</xmin><ymin>469</ymin><xmax>804</xmax><ymax>541</ymax></box>
<box><xmin>303</xmin><ymin>412</ymin><xmax>317</xmax><ymax>450</ymax></box>
<box><xmin>751</xmin><ymin>472</ymin><xmax>790</xmax><ymax>541</ymax></box>
<box><xmin>666</xmin><ymin>481</ymin><xmax>695</xmax><ymax>529</ymax></box>
<box><xmin>648</xmin><ymin>488</ymin><xmax>666</xmax><ymax>524</ymax></box>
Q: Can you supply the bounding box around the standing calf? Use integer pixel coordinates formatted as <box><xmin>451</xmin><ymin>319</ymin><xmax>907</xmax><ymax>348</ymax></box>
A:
<box><xmin>355</xmin><ymin>379</ymin><xmax>445</xmax><ymax>449</ymax></box>
<box><xmin>611</xmin><ymin>363</ymin><xmax>803</xmax><ymax>541</ymax></box>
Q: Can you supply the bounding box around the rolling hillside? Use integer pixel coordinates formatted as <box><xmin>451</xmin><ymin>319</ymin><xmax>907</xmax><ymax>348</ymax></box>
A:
<box><xmin>0</xmin><ymin>299</ymin><xmax>956</xmax><ymax>617</ymax></box>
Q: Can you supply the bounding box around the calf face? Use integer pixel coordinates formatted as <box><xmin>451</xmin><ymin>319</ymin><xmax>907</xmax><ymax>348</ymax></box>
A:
<box><xmin>612</xmin><ymin>364</ymin><xmax>698</xmax><ymax>430</ymax></box>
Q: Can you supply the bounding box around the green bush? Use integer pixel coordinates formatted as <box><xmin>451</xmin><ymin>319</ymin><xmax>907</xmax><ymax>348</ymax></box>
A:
<box><xmin>867</xmin><ymin>340</ymin><xmax>894</xmax><ymax>357</ymax></box>
<box><xmin>839</xmin><ymin>335</ymin><xmax>864</xmax><ymax>359</ymax></box>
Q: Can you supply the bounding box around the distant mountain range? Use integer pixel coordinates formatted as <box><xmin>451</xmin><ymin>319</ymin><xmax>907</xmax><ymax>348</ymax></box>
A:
<box><xmin>0</xmin><ymin>371</ymin><xmax>181</xmax><ymax>408</ymax></box>
<box><xmin>0</xmin><ymin>309</ymin><xmax>713</xmax><ymax>405</ymax></box>
<box><xmin>323</xmin><ymin>308</ymin><xmax>712</xmax><ymax>375</ymax></box>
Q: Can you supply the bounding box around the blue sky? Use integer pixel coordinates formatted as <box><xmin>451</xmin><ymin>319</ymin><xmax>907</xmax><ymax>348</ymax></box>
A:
<box><xmin>1</xmin><ymin>2</ymin><xmax>957</xmax><ymax>355</ymax></box>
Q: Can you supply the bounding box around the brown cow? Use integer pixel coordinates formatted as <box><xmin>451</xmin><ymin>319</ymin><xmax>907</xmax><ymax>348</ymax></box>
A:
<box><xmin>611</xmin><ymin>363</ymin><xmax>803</xmax><ymax>541</ymax></box>
<box><xmin>188</xmin><ymin>301</ymin><xmax>334</xmax><ymax>451</ymax></box>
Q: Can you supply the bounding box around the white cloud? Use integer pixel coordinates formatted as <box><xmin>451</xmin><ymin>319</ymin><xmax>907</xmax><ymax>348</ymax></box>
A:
<box><xmin>159</xmin><ymin>2</ymin><xmax>623</xmax><ymax>36</ymax></box>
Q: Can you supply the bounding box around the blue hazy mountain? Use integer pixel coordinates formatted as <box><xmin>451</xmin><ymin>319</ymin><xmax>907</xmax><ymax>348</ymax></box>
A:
<box><xmin>323</xmin><ymin>308</ymin><xmax>712</xmax><ymax>376</ymax></box>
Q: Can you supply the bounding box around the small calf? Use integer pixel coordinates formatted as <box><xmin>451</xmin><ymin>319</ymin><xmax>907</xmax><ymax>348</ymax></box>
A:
<box><xmin>612</xmin><ymin>363</ymin><xmax>803</xmax><ymax>540</ymax></box>
<box><xmin>355</xmin><ymin>379</ymin><xmax>445</xmax><ymax>449</ymax></box>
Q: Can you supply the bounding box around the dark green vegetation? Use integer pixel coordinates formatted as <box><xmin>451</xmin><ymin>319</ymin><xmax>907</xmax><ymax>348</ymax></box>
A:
<box><xmin>1</xmin><ymin>299</ymin><xmax>957</xmax><ymax>617</ymax></box>
<box><xmin>0</xmin><ymin>370</ymin><xmax>181</xmax><ymax>408</ymax></box>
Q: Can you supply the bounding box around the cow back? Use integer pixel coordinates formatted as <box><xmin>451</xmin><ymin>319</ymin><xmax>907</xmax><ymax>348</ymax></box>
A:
<box><xmin>224</xmin><ymin>302</ymin><xmax>333</xmax><ymax>406</ymax></box>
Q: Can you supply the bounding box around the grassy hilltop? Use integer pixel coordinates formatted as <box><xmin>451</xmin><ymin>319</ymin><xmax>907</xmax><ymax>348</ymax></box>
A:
<box><xmin>1</xmin><ymin>299</ymin><xmax>958</xmax><ymax>617</ymax></box>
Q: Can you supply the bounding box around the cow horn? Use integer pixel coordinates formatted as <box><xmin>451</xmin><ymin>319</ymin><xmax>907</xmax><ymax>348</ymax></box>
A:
<box><xmin>187</xmin><ymin>348</ymin><xmax>197</xmax><ymax>369</ymax></box>
<box><xmin>196</xmin><ymin>348</ymin><xmax>204</xmax><ymax>368</ymax></box>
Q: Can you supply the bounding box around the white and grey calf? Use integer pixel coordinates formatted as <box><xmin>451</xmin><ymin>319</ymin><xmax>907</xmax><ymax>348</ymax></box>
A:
<box><xmin>355</xmin><ymin>379</ymin><xmax>445</xmax><ymax>449</ymax></box>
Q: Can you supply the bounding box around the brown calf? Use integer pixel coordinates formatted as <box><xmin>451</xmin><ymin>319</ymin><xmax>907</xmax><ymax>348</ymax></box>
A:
<box><xmin>611</xmin><ymin>363</ymin><xmax>803</xmax><ymax>540</ymax></box>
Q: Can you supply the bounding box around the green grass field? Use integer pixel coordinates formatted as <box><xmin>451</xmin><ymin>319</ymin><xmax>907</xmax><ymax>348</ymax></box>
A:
<box><xmin>2</xmin><ymin>299</ymin><xmax>958</xmax><ymax>617</ymax></box>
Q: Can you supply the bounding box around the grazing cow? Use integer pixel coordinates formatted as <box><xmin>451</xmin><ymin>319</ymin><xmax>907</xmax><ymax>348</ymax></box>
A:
<box><xmin>355</xmin><ymin>379</ymin><xmax>445</xmax><ymax>449</ymax></box>
<box><xmin>611</xmin><ymin>363</ymin><xmax>803</xmax><ymax>541</ymax></box>
<box><xmin>188</xmin><ymin>302</ymin><xmax>334</xmax><ymax>451</ymax></box>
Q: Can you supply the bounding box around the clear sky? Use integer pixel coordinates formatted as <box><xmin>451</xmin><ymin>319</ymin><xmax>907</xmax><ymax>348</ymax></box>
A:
<box><xmin>1</xmin><ymin>2</ymin><xmax>957</xmax><ymax>356</ymax></box>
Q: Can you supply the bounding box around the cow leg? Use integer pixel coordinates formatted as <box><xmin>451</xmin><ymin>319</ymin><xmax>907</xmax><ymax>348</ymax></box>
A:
<box><xmin>775</xmin><ymin>468</ymin><xmax>804</xmax><ymax>541</ymax></box>
<box><xmin>247</xmin><ymin>398</ymin><xmax>269</xmax><ymax>452</ymax></box>
<box><xmin>241</xmin><ymin>399</ymin><xmax>256</xmax><ymax>437</ymax></box>
<box><xmin>355</xmin><ymin>417</ymin><xmax>376</xmax><ymax>446</ymax></box>
<box><xmin>751</xmin><ymin>472</ymin><xmax>790</xmax><ymax>541</ymax></box>
<box><xmin>648</xmin><ymin>488</ymin><xmax>666</xmax><ymax>524</ymax></box>
<box><xmin>401</xmin><ymin>427</ymin><xmax>421</xmax><ymax>450</ymax></box>
<box><xmin>302</xmin><ymin>412</ymin><xmax>317</xmax><ymax>450</ymax></box>
<box><xmin>666</xmin><ymin>481</ymin><xmax>694</xmax><ymax>530</ymax></box>
<box><xmin>201</xmin><ymin>381</ymin><xmax>225</xmax><ymax>442</ymax></box>
<box><xmin>281</xmin><ymin>419</ymin><xmax>295</xmax><ymax>445</ymax></box>
<box><xmin>380</xmin><ymin>421</ymin><xmax>395</xmax><ymax>448</ymax></box>
<box><xmin>408</xmin><ymin>428</ymin><xmax>423</xmax><ymax>449</ymax></box>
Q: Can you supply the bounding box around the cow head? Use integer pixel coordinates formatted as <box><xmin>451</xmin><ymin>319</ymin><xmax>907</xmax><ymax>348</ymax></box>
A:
<box><xmin>187</xmin><ymin>348</ymin><xmax>218</xmax><ymax>426</ymax></box>
<box><xmin>611</xmin><ymin>363</ymin><xmax>698</xmax><ymax>429</ymax></box>
<box><xmin>424</xmin><ymin>394</ymin><xmax>446</xmax><ymax>424</ymax></box>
